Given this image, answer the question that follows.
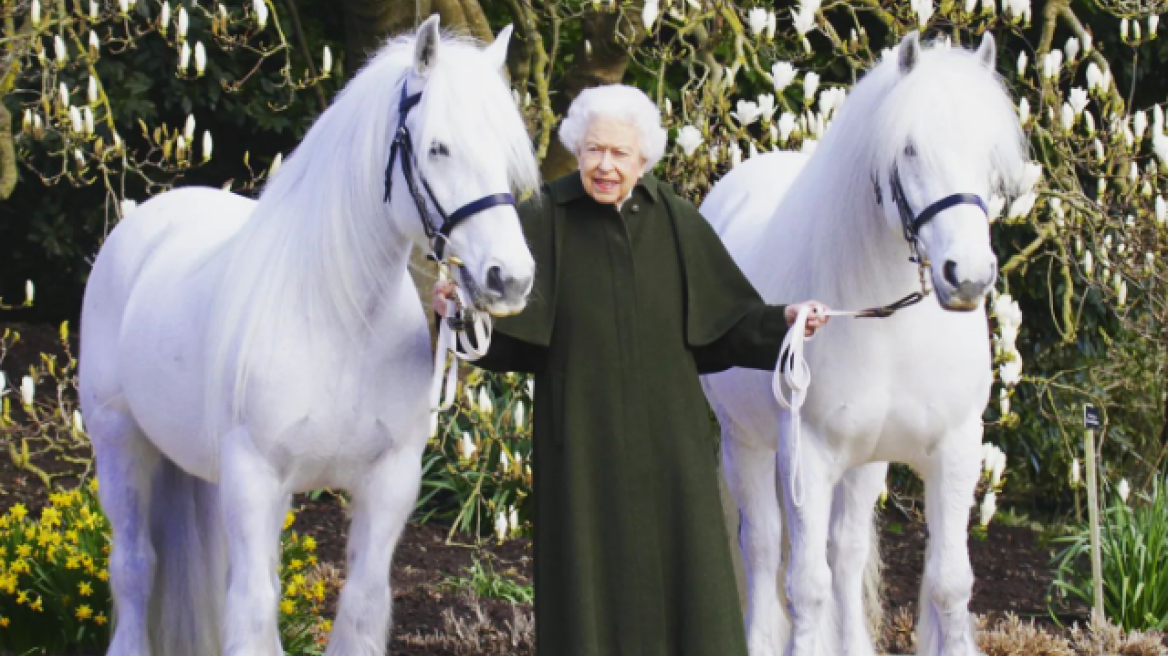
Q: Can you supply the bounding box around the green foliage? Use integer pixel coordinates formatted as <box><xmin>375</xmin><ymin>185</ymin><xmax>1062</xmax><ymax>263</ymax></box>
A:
<box><xmin>1052</xmin><ymin>475</ymin><xmax>1168</xmax><ymax>631</ymax></box>
<box><xmin>417</xmin><ymin>368</ymin><xmax>532</xmax><ymax>543</ymax></box>
<box><xmin>442</xmin><ymin>557</ymin><xmax>534</xmax><ymax>604</ymax></box>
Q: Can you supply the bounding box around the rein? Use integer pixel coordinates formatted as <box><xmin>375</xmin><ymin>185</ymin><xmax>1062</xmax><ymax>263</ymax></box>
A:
<box><xmin>773</xmin><ymin>167</ymin><xmax>990</xmax><ymax>507</ymax></box>
<box><xmin>381</xmin><ymin>79</ymin><xmax>510</xmax><ymax>411</ymax></box>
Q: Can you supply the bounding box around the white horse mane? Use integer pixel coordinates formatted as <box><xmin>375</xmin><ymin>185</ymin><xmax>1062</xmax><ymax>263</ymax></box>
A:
<box><xmin>205</xmin><ymin>29</ymin><xmax>539</xmax><ymax>435</ymax></box>
<box><xmin>753</xmin><ymin>39</ymin><xmax>1027</xmax><ymax>303</ymax></box>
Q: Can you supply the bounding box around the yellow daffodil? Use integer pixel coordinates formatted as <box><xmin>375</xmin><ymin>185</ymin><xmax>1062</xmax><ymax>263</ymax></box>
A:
<box><xmin>30</xmin><ymin>596</ymin><xmax>43</xmax><ymax>612</ymax></box>
<box><xmin>40</xmin><ymin>507</ymin><xmax>61</xmax><ymax>527</ymax></box>
<box><xmin>320</xmin><ymin>619</ymin><xmax>333</xmax><ymax>632</ymax></box>
<box><xmin>16</xmin><ymin>545</ymin><xmax>31</xmax><ymax>559</ymax></box>
<box><xmin>0</xmin><ymin>617</ymin><xmax>8</xmax><ymax>627</ymax></box>
<box><xmin>94</xmin><ymin>613</ymin><xmax>107</xmax><ymax>626</ymax></box>
<box><xmin>76</xmin><ymin>604</ymin><xmax>93</xmax><ymax>620</ymax></box>
<box><xmin>66</xmin><ymin>556</ymin><xmax>80</xmax><ymax>569</ymax></box>
<box><xmin>9</xmin><ymin>504</ymin><xmax>28</xmax><ymax>522</ymax></box>
<box><xmin>97</xmin><ymin>570</ymin><xmax>109</xmax><ymax>582</ymax></box>
<box><xmin>289</xmin><ymin>559</ymin><xmax>303</xmax><ymax>571</ymax></box>
<box><xmin>16</xmin><ymin>591</ymin><xmax>29</xmax><ymax>605</ymax></box>
<box><xmin>280</xmin><ymin>599</ymin><xmax>296</xmax><ymax>614</ymax></box>
<box><xmin>302</xmin><ymin>536</ymin><xmax>317</xmax><ymax>552</ymax></box>
<box><xmin>79</xmin><ymin>581</ymin><xmax>92</xmax><ymax>596</ymax></box>
<box><xmin>282</xmin><ymin>511</ymin><xmax>296</xmax><ymax>530</ymax></box>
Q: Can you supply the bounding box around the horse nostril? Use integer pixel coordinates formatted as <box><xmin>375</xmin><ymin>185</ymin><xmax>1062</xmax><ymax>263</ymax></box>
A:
<box><xmin>486</xmin><ymin>266</ymin><xmax>505</xmax><ymax>296</ymax></box>
<box><xmin>943</xmin><ymin>260</ymin><xmax>960</xmax><ymax>289</ymax></box>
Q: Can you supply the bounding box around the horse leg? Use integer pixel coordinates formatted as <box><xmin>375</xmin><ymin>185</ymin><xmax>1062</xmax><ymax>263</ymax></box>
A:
<box><xmin>220</xmin><ymin>429</ymin><xmax>290</xmax><ymax>656</ymax></box>
<box><xmin>916</xmin><ymin>425</ymin><xmax>982</xmax><ymax>656</ymax></box>
<box><xmin>778</xmin><ymin>426</ymin><xmax>836</xmax><ymax>656</ymax></box>
<box><xmin>827</xmin><ymin>462</ymin><xmax>888</xmax><ymax>656</ymax></box>
<box><xmin>327</xmin><ymin>439</ymin><xmax>425</xmax><ymax>656</ymax></box>
<box><xmin>722</xmin><ymin>427</ymin><xmax>788</xmax><ymax>656</ymax></box>
<box><xmin>89</xmin><ymin>408</ymin><xmax>160</xmax><ymax>656</ymax></box>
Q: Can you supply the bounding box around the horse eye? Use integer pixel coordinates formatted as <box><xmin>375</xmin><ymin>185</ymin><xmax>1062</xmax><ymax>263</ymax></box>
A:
<box><xmin>429</xmin><ymin>142</ymin><xmax>450</xmax><ymax>158</ymax></box>
<box><xmin>904</xmin><ymin>142</ymin><xmax>918</xmax><ymax>157</ymax></box>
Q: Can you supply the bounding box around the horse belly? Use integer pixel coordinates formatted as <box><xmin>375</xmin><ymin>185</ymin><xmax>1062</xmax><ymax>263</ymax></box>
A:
<box><xmin>117</xmin><ymin>191</ymin><xmax>255</xmax><ymax>480</ymax></box>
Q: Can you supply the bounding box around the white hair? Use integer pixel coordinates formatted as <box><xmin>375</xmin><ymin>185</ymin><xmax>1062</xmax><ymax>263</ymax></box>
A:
<box><xmin>558</xmin><ymin>84</ymin><xmax>667</xmax><ymax>170</ymax></box>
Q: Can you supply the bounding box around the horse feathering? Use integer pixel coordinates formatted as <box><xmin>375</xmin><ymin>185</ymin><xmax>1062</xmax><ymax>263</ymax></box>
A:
<box><xmin>203</xmin><ymin>32</ymin><xmax>539</xmax><ymax>441</ymax></box>
<box><xmin>750</xmin><ymin>40</ymin><xmax>1026</xmax><ymax>305</ymax></box>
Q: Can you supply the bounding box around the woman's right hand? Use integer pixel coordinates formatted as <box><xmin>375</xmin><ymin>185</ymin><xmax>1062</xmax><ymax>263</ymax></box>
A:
<box><xmin>432</xmin><ymin>280</ymin><xmax>458</xmax><ymax>317</ymax></box>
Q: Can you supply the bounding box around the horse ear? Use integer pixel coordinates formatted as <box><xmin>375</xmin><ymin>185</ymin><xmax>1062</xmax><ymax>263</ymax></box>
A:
<box><xmin>976</xmin><ymin>31</ymin><xmax>996</xmax><ymax>69</ymax></box>
<box><xmin>898</xmin><ymin>31</ymin><xmax>921</xmax><ymax>74</ymax></box>
<box><xmin>485</xmin><ymin>24</ymin><xmax>513</xmax><ymax>71</ymax></box>
<box><xmin>414</xmin><ymin>14</ymin><xmax>441</xmax><ymax>77</ymax></box>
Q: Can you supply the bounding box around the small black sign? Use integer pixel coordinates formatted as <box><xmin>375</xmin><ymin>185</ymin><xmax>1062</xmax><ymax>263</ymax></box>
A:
<box><xmin>1084</xmin><ymin>405</ymin><xmax>1102</xmax><ymax>430</ymax></box>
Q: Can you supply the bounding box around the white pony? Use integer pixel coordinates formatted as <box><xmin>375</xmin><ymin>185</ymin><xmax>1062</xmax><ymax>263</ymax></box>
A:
<box><xmin>78</xmin><ymin>17</ymin><xmax>538</xmax><ymax>656</ymax></box>
<box><xmin>701</xmin><ymin>33</ymin><xmax>1027</xmax><ymax>656</ymax></box>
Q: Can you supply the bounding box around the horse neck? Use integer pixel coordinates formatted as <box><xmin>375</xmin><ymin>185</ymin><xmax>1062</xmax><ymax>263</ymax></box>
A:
<box><xmin>756</xmin><ymin>149</ymin><xmax>921</xmax><ymax>311</ymax></box>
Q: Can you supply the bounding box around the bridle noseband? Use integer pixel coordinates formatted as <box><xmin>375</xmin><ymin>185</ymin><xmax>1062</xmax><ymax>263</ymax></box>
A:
<box><xmin>864</xmin><ymin>163</ymin><xmax>989</xmax><ymax>317</ymax></box>
<box><xmin>383</xmin><ymin>82</ymin><xmax>515</xmax><ymax>261</ymax></box>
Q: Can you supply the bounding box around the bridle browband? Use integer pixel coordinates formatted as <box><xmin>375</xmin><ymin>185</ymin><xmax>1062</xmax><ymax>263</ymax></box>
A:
<box><xmin>383</xmin><ymin>82</ymin><xmax>515</xmax><ymax>261</ymax></box>
<box><xmin>861</xmin><ymin>163</ymin><xmax>990</xmax><ymax>318</ymax></box>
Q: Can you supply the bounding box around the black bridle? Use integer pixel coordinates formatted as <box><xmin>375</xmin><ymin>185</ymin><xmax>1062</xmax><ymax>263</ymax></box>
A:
<box><xmin>383</xmin><ymin>82</ymin><xmax>515</xmax><ymax>261</ymax></box>
<box><xmin>860</xmin><ymin>164</ymin><xmax>989</xmax><ymax>318</ymax></box>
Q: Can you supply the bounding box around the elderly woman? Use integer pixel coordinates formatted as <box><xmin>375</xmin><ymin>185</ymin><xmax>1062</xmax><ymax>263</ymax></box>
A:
<box><xmin>436</xmin><ymin>85</ymin><xmax>828</xmax><ymax>655</ymax></box>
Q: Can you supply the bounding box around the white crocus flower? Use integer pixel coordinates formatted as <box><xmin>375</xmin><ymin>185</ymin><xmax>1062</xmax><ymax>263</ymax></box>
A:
<box><xmin>791</xmin><ymin>2</ymin><xmax>816</xmax><ymax>36</ymax></box>
<box><xmin>269</xmin><ymin>152</ymin><xmax>283</xmax><ymax>176</ymax></box>
<box><xmin>641</xmin><ymin>0</ymin><xmax>658</xmax><ymax>29</ymax></box>
<box><xmin>179</xmin><ymin>41</ymin><xmax>191</xmax><ymax>73</ymax></box>
<box><xmin>478</xmin><ymin>387</ymin><xmax>493</xmax><ymax>417</ymax></box>
<box><xmin>1068</xmin><ymin>87</ymin><xmax>1088</xmax><ymax>116</ymax></box>
<box><xmin>1150</xmin><ymin>15</ymin><xmax>1160</xmax><ymax>35</ymax></box>
<box><xmin>728</xmin><ymin>141</ymin><xmax>742</xmax><ymax>168</ymax></box>
<box><xmin>526</xmin><ymin>378</ymin><xmax>535</xmax><ymax>398</ymax></box>
<box><xmin>253</xmin><ymin>0</ymin><xmax>268</xmax><ymax>29</ymax></box>
<box><xmin>771</xmin><ymin>62</ymin><xmax>797</xmax><ymax>92</ymax></box>
<box><xmin>1096</xmin><ymin>138</ymin><xmax>1108</xmax><ymax>163</ymax></box>
<box><xmin>89</xmin><ymin>0</ymin><xmax>98</xmax><ymax>18</ymax></box>
<box><xmin>1120</xmin><ymin>18</ymin><xmax>1130</xmax><ymax>41</ymax></box>
<box><xmin>1000</xmin><ymin>353</ymin><xmax>1023</xmax><ymax>387</ymax></box>
<box><xmin>731</xmin><ymin>100</ymin><xmax>761</xmax><ymax>126</ymax></box>
<box><xmin>194</xmin><ymin>41</ymin><xmax>207</xmax><ymax>75</ymax></box>
<box><xmin>986</xmin><ymin>195</ymin><xmax>1006</xmax><ymax>223</ymax></box>
<box><xmin>514</xmin><ymin>400</ymin><xmax>526</xmax><ymax>431</ymax></box>
<box><xmin>20</xmin><ymin>376</ymin><xmax>35</xmax><ymax>406</ymax></box>
<box><xmin>184</xmin><ymin>114</ymin><xmax>196</xmax><ymax>142</ymax></box>
<box><xmin>31</xmin><ymin>0</ymin><xmax>41</xmax><ymax>26</ymax></box>
<box><xmin>322</xmin><ymin>46</ymin><xmax>332</xmax><ymax>77</ymax></box>
<box><xmin>1083</xmin><ymin>110</ymin><xmax>1096</xmax><ymax>135</ymax></box>
<box><xmin>1016</xmin><ymin>51</ymin><xmax>1028</xmax><ymax>77</ymax></box>
<box><xmin>73</xmin><ymin>410</ymin><xmax>85</xmax><ymax>434</ymax></box>
<box><xmin>1083</xmin><ymin>250</ymin><xmax>1094</xmax><ymax>277</ymax></box>
<box><xmin>69</xmin><ymin>106</ymin><xmax>83</xmax><ymax>134</ymax></box>
<box><xmin>459</xmin><ymin>432</ymin><xmax>477</xmax><ymax>461</ymax></box>
<box><xmin>160</xmin><ymin>1</ymin><xmax>171</xmax><ymax>35</ymax></box>
<box><xmin>1117</xmin><ymin>478</ymin><xmax>1130</xmax><ymax>503</ymax></box>
<box><xmin>1086</xmin><ymin>63</ymin><xmax>1108</xmax><ymax>92</ymax></box>
<box><xmin>1017</xmin><ymin>97</ymin><xmax>1030</xmax><ymax>124</ymax></box>
<box><xmin>1018</xmin><ymin>162</ymin><xmax>1042</xmax><ymax>193</ymax></box>
<box><xmin>54</xmin><ymin>35</ymin><xmax>68</xmax><ymax>66</ymax></box>
<box><xmin>963</xmin><ymin>0</ymin><xmax>977</xmax><ymax>12</ymax></box>
<box><xmin>757</xmin><ymin>93</ymin><xmax>776</xmax><ymax>123</ymax></box>
<box><xmin>1007</xmin><ymin>193</ymin><xmax>1036</xmax><ymax>219</ymax></box>
<box><xmin>500</xmin><ymin>449</ymin><xmax>511</xmax><ymax>473</ymax></box>
<box><xmin>999</xmin><ymin>387</ymin><xmax>1010</xmax><ymax>417</ymax></box>
<box><xmin>1065</xmin><ymin>37</ymin><xmax>1080</xmax><ymax>63</ymax></box>
<box><xmin>911</xmin><ymin>0</ymin><xmax>934</xmax><ymax>28</ymax></box>
<box><xmin>0</xmin><ymin>371</ymin><xmax>6</xmax><ymax>392</ymax></box>
<box><xmin>428</xmin><ymin>412</ymin><xmax>438</xmax><ymax>438</ymax></box>
<box><xmin>1156</xmin><ymin>196</ymin><xmax>1166</xmax><ymax>223</ymax></box>
<box><xmin>83</xmin><ymin>106</ymin><xmax>94</xmax><ymax>135</ymax></box>
<box><xmin>1070</xmin><ymin>458</ymin><xmax>1081</xmax><ymax>487</ymax></box>
<box><xmin>25</xmin><ymin>279</ymin><xmax>34</xmax><ymax>304</ymax></box>
<box><xmin>1117</xmin><ymin>280</ymin><xmax>1128</xmax><ymax>307</ymax></box>
<box><xmin>802</xmin><ymin>72</ymin><xmax>820</xmax><ymax>103</ymax></box>
<box><xmin>88</xmin><ymin>77</ymin><xmax>99</xmax><ymax>105</ymax></box>
<box><xmin>748</xmin><ymin>7</ymin><xmax>768</xmax><ymax>37</ymax></box>
<box><xmin>509</xmin><ymin>506</ymin><xmax>520</xmax><ymax>535</ymax></box>
<box><xmin>765</xmin><ymin>10</ymin><xmax>777</xmax><ymax>39</ymax></box>
<box><xmin>88</xmin><ymin>30</ymin><xmax>100</xmax><ymax>56</ymax></box>
<box><xmin>1060</xmin><ymin>103</ymin><xmax>1074</xmax><ymax>131</ymax></box>
<box><xmin>676</xmin><ymin>125</ymin><xmax>703</xmax><ymax>157</ymax></box>
<box><xmin>777</xmin><ymin>112</ymin><xmax>797</xmax><ymax>143</ymax></box>
<box><xmin>494</xmin><ymin>512</ymin><xmax>509</xmax><ymax>541</ymax></box>
<box><xmin>178</xmin><ymin>6</ymin><xmax>189</xmax><ymax>39</ymax></box>
<box><xmin>202</xmin><ymin>130</ymin><xmax>214</xmax><ymax>162</ymax></box>
<box><xmin>980</xmin><ymin>491</ymin><xmax>997</xmax><ymax>527</ymax></box>
<box><xmin>1134</xmin><ymin>110</ymin><xmax>1148</xmax><ymax>141</ymax></box>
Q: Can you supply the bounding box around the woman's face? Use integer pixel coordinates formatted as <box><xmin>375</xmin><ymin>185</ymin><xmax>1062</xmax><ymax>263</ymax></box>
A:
<box><xmin>578</xmin><ymin>116</ymin><xmax>646</xmax><ymax>205</ymax></box>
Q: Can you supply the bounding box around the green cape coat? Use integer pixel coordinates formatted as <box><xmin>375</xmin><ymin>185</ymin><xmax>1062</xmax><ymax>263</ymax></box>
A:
<box><xmin>475</xmin><ymin>172</ymin><xmax>789</xmax><ymax>656</ymax></box>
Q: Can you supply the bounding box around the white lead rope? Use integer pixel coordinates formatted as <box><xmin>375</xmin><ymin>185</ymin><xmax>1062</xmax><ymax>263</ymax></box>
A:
<box><xmin>771</xmin><ymin>305</ymin><xmax>866</xmax><ymax>509</ymax></box>
<box><xmin>429</xmin><ymin>268</ymin><xmax>493</xmax><ymax>412</ymax></box>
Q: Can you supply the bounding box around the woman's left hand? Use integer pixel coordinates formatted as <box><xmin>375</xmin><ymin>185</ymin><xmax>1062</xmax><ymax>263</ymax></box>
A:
<box><xmin>785</xmin><ymin>301</ymin><xmax>831</xmax><ymax>338</ymax></box>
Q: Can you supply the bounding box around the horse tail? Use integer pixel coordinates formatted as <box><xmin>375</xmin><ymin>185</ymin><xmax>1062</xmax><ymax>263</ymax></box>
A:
<box><xmin>863</xmin><ymin>515</ymin><xmax>885</xmax><ymax>640</ymax></box>
<box><xmin>147</xmin><ymin>456</ymin><xmax>226</xmax><ymax>656</ymax></box>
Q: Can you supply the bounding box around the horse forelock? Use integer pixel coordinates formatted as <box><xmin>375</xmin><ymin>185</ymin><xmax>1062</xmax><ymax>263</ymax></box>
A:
<box><xmin>203</xmin><ymin>27</ymin><xmax>535</xmax><ymax>438</ymax></box>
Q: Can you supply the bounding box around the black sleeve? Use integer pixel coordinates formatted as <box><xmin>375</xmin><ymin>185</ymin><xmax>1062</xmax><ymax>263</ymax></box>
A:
<box><xmin>691</xmin><ymin>303</ymin><xmax>788</xmax><ymax>374</ymax></box>
<box><xmin>465</xmin><ymin>326</ymin><xmax>548</xmax><ymax>374</ymax></box>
